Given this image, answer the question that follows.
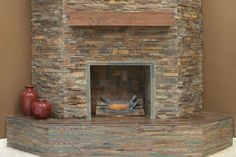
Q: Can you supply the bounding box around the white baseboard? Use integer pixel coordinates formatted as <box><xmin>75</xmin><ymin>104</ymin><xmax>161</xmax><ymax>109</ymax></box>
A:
<box><xmin>233</xmin><ymin>138</ymin><xmax>236</xmax><ymax>146</ymax></box>
<box><xmin>0</xmin><ymin>139</ymin><xmax>7</xmax><ymax>148</ymax></box>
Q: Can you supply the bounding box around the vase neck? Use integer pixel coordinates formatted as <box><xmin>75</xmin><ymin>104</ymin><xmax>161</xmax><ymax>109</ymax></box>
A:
<box><xmin>25</xmin><ymin>85</ymin><xmax>34</xmax><ymax>91</ymax></box>
<box><xmin>38</xmin><ymin>99</ymin><xmax>47</xmax><ymax>102</ymax></box>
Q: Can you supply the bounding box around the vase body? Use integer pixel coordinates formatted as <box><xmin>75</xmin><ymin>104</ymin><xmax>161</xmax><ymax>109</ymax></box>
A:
<box><xmin>20</xmin><ymin>85</ymin><xmax>39</xmax><ymax>116</ymax></box>
<box><xmin>32</xmin><ymin>100</ymin><xmax>52</xmax><ymax>119</ymax></box>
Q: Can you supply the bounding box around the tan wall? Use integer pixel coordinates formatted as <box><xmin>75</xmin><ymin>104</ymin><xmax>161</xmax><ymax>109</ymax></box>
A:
<box><xmin>0</xmin><ymin>0</ymin><xmax>31</xmax><ymax>138</ymax></box>
<box><xmin>203</xmin><ymin>0</ymin><xmax>236</xmax><ymax>136</ymax></box>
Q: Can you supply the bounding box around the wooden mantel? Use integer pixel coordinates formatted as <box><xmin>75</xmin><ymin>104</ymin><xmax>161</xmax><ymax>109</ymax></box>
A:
<box><xmin>69</xmin><ymin>11</ymin><xmax>173</xmax><ymax>26</ymax></box>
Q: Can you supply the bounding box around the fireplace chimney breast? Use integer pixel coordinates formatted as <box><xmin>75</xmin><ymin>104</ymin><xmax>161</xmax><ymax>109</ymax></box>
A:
<box><xmin>31</xmin><ymin>0</ymin><xmax>203</xmax><ymax>119</ymax></box>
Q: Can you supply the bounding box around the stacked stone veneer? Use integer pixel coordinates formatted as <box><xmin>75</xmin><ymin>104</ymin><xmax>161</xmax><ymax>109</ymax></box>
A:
<box><xmin>7</xmin><ymin>113</ymin><xmax>233</xmax><ymax>157</ymax></box>
<box><xmin>31</xmin><ymin>0</ymin><xmax>203</xmax><ymax>119</ymax></box>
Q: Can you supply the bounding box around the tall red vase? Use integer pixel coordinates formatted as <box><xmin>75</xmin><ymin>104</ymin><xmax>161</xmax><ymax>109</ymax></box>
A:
<box><xmin>32</xmin><ymin>99</ymin><xmax>52</xmax><ymax>119</ymax></box>
<box><xmin>20</xmin><ymin>85</ymin><xmax>39</xmax><ymax>116</ymax></box>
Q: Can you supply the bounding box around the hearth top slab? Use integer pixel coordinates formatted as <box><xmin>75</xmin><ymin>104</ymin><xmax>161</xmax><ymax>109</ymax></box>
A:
<box><xmin>7</xmin><ymin>112</ymin><xmax>231</xmax><ymax>126</ymax></box>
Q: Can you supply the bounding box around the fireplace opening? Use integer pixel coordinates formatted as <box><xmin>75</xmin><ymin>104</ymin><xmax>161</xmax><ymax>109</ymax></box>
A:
<box><xmin>87</xmin><ymin>62</ymin><xmax>155</xmax><ymax>118</ymax></box>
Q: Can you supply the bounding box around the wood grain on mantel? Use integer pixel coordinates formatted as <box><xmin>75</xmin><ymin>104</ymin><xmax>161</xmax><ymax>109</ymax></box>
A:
<box><xmin>69</xmin><ymin>11</ymin><xmax>173</xmax><ymax>26</ymax></box>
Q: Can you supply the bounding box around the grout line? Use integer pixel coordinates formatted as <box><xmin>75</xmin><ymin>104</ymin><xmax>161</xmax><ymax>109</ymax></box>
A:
<box><xmin>0</xmin><ymin>139</ymin><xmax>7</xmax><ymax>148</ymax></box>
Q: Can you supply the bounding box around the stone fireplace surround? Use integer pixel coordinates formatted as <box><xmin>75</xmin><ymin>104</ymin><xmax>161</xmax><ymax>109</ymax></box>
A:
<box><xmin>31</xmin><ymin>0</ymin><xmax>203</xmax><ymax>119</ymax></box>
<box><xmin>6</xmin><ymin>0</ymin><xmax>233</xmax><ymax>157</ymax></box>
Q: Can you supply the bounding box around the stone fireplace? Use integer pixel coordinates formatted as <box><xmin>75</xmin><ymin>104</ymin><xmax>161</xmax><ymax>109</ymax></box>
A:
<box><xmin>6</xmin><ymin>0</ymin><xmax>233</xmax><ymax>157</ymax></box>
<box><xmin>32</xmin><ymin>0</ymin><xmax>203</xmax><ymax>119</ymax></box>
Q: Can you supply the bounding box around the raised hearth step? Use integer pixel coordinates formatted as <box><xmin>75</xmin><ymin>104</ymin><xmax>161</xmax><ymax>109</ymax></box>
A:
<box><xmin>7</xmin><ymin>113</ymin><xmax>233</xmax><ymax>157</ymax></box>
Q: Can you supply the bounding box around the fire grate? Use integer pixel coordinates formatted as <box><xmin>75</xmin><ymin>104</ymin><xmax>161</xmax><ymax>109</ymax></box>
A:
<box><xmin>97</xmin><ymin>95</ymin><xmax>142</xmax><ymax>115</ymax></box>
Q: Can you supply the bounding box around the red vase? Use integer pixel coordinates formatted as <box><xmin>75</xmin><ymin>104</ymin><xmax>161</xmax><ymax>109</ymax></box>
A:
<box><xmin>32</xmin><ymin>99</ymin><xmax>52</xmax><ymax>119</ymax></box>
<box><xmin>20</xmin><ymin>85</ymin><xmax>39</xmax><ymax>116</ymax></box>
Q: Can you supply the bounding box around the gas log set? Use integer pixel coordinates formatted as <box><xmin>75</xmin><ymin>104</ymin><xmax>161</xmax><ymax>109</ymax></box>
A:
<box><xmin>100</xmin><ymin>95</ymin><xmax>141</xmax><ymax>113</ymax></box>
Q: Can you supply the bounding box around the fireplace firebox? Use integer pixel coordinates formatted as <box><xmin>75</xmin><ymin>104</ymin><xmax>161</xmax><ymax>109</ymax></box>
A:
<box><xmin>87</xmin><ymin>62</ymin><xmax>155</xmax><ymax>118</ymax></box>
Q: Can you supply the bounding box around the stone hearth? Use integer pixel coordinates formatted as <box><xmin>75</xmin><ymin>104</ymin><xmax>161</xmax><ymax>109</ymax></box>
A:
<box><xmin>7</xmin><ymin>113</ymin><xmax>233</xmax><ymax>157</ymax></box>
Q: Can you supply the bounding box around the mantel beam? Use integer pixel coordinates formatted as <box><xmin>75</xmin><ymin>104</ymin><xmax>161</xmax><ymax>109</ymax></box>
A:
<box><xmin>69</xmin><ymin>11</ymin><xmax>173</xmax><ymax>26</ymax></box>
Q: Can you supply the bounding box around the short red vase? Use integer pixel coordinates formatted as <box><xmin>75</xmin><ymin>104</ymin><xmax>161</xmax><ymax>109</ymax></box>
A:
<box><xmin>20</xmin><ymin>85</ymin><xmax>39</xmax><ymax>116</ymax></box>
<box><xmin>32</xmin><ymin>99</ymin><xmax>52</xmax><ymax>119</ymax></box>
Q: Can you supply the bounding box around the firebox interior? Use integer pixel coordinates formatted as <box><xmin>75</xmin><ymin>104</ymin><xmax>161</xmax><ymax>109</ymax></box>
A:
<box><xmin>87</xmin><ymin>62</ymin><xmax>155</xmax><ymax>118</ymax></box>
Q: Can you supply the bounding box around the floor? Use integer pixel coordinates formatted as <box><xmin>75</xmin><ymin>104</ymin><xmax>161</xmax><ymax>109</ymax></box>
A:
<box><xmin>0</xmin><ymin>139</ymin><xmax>235</xmax><ymax>157</ymax></box>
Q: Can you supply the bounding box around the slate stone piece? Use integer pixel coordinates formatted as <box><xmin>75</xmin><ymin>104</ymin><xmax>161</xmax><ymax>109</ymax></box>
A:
<box><xmin>7</xmin><ymin>113</ymin><xmax>233</xmax><ymax>157</ymax></box>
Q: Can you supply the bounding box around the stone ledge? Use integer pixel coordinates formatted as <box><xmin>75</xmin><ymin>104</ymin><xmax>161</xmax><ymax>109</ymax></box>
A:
<box><xmin>7</xmin><ymin>113</ymin><xmax>233</xmax><ymax>157</ymax></box>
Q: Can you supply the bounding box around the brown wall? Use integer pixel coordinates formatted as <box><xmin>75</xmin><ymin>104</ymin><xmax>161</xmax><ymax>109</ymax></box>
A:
<box><xmin>203</xmin><ymin>0</ymin><xmax>236</xmax><ymax>136</ymax></box>
<box><xmin>0</xmin><ymin>0</ymin><xmax>31</xmax><ymax>138</ymax></box>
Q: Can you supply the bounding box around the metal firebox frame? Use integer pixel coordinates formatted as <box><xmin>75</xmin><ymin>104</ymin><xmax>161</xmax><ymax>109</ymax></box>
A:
<box><xmin>86</xmin><ymin>61</ymin><xmax>156</xmax><ymax>119</ymax></box>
